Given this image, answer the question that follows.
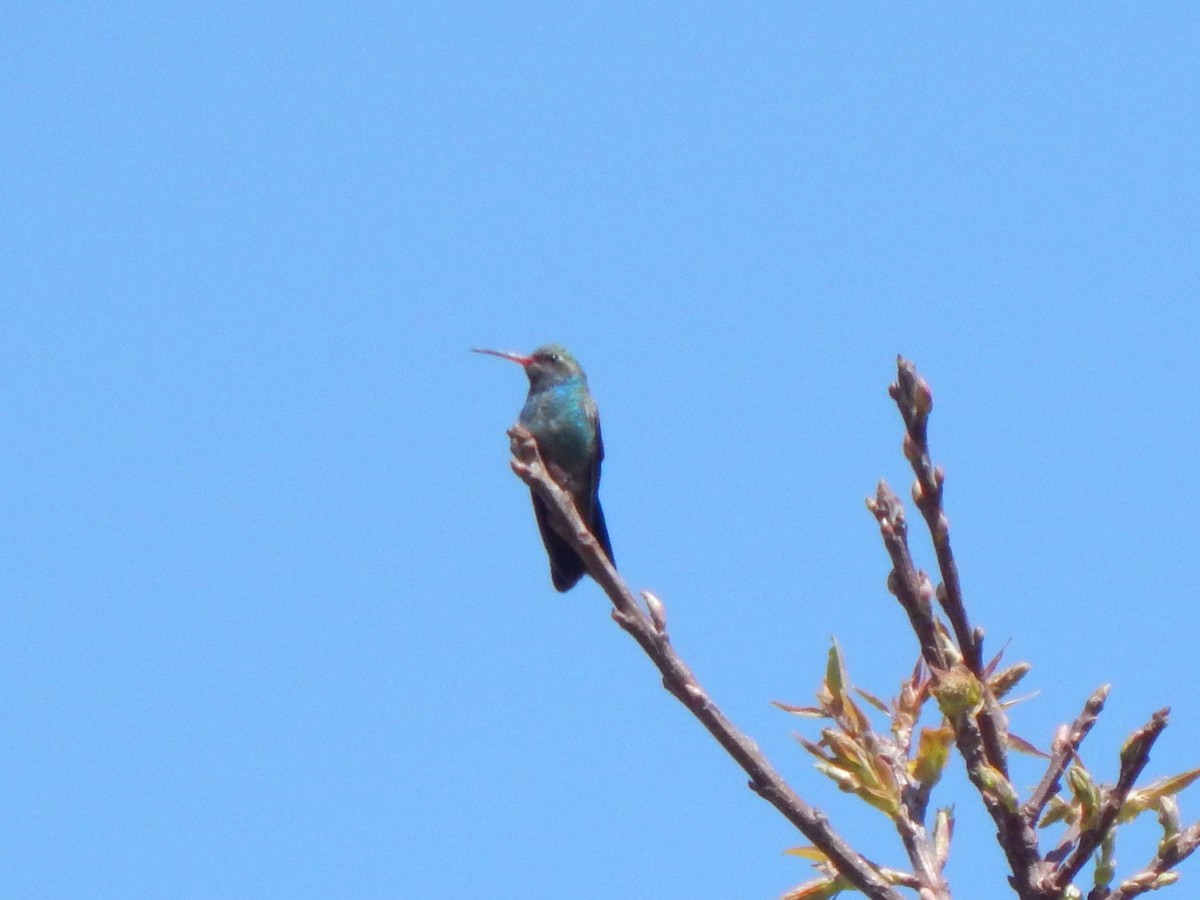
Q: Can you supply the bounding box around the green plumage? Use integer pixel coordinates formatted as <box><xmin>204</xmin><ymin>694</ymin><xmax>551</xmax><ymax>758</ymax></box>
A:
<box><xmin>474</xmin><ymin>344</ymin><xmax>615</xmax><ymax>591</ymax></box>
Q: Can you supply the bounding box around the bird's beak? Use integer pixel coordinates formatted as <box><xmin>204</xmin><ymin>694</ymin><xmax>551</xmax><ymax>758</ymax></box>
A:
<box><xmin>471</xmin><ymin>348</ymin><xmax>532</xmax><ymax>367</ymax></box>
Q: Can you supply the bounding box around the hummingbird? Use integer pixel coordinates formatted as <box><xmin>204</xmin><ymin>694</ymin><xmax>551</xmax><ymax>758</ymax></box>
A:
<box><xmin>472</xmin><ymin>344</ymin><xmax>614</xmax><ymax>592</ymax></box>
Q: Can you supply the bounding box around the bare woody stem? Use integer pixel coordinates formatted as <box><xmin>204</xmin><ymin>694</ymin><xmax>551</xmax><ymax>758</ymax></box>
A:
<box><xmin>889</xmin><ymin>359</ymin><xmax>1014</xmax><ymax>790</ymax></box>
<box><xmin>869</xmin><ymin>479</ymin><xmax>1043</xmax><ymax>899</ymax></box>
<box><xmin>867</xmin><ymin>481</ymin><xmax>947</xmax><ymax>672</ymax></box>
<box><xmin>1023</xmin><ymin>685</ymin><xmax>1110</xmax><ymax>827</ymax></box>
<box><xmin>882</xmin><ymin>358</ymin><xmax>1049</xmax><ymax>898</ymax></box>
<box><xmin>1042</xmin><ymin>709</ymin><xmax>1171</xmax><ymax>896</ymax></box>
<box><xmin>889</xmin><ymin>359</ymin><xmax>1013</xmax><ymax>778</ymax></box>
<box><xmin>890</xmin><ymin>358</ymin><xmax>980</xmax><ymax>673</ymax></box>
<box><xmin>1105</xmin><ymin>823</ymin><xmax>1200</xmax><ymax>900</ymax></box>
<box><xmin>505</xmin><ymin>425</ymin><xmax>905</xmax><ymax>900</ymax></box>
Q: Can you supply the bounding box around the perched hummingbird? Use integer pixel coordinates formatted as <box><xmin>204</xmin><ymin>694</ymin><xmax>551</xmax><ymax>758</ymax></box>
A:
<box><xmin>473</xmin><ymin>344</ymin><xmax>614</xmax><ymax>592</ymax></box>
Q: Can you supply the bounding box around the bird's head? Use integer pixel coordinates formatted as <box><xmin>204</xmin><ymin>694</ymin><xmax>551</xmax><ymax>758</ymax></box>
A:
<box><xmin>472</xmin><ymin>344</ymin><xmax>585</xmax><ymax>391</ymax></box>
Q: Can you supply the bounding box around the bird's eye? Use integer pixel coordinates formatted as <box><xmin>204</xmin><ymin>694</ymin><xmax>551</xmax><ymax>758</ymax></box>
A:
<box><xmin>546</xmin><ymin>353</ymin><xmax>559</xmax><ymax>363</ymax></box>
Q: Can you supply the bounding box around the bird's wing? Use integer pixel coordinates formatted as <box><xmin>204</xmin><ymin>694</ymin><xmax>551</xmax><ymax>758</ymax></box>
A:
<box><xmin>531</xmin><ymin>491</ymin><xmax>585</xmax><ymax>592</ymax></box>
<box><xmin>587</xmin><ymin>417</ymin><xmax>614</xmax><ymax>565</ymax></box>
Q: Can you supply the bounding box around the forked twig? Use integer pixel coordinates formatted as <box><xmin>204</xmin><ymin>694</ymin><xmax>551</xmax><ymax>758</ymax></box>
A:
<box><xmin>1042</xmin><ymin>709</ymin><xmax>1170</xmax><ymax>895</ymax></box>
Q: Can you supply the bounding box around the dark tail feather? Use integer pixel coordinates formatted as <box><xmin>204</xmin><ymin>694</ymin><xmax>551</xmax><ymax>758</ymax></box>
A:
<box><xmin>530</xmin><ymin>491</ymin><xmax>616</xmax><ymax>592</ymax></box>
<box><xmin>532</xmin><ymin>493</ymin><xmax>586</xmax><ymax>592</ymax></box>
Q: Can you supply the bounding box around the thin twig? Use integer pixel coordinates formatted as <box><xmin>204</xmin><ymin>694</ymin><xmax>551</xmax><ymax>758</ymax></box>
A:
<box><xmin>889</xmin><ymin>359</ymin><xmax>1015</xmax><ymax>786</ymax></box>
<box><xmin>893</xmin><ymin>803</ymin><xmax>950</xmax><ymax>899</ymax></box>
<box><xmin>890</xmin><ymin>360</ymin><xmax>1007</xmax><ymax>768</ymax></box>
<box><xmin>1043</xmin><ymin>709</ymin><xmax>1171</xmax><ymax>895</ymax></box>
<box><xmin>867</xmin><ymin>481</ymin><xmax>946</xmax><ymax>671</ymax></box>
<box><xmin>870</xmin><ymin>475</ymin><xmax>1043</xmax><ymax>897</ymax></box>
<box><xmin>1106</xmin><ymin>823</ymin><xmax>1200</xmax><ymax>900</ymax></box>
<box><xmin>506</xmin><ymin>426</ymin><xmax>905</xmax><ymax>900</ymax></box>
<box><xmin>1023</xmin><ymin>685</ymin><xmax>1111</xmax><ymax>827</ymax></box>
<box><xmin>881</xmin><ymin>361</ymin><xmax>1051</xmax><ymax>899</ymax></box>
<box><xmin>889</xmin><ymin>358</ymin><xmax>979</xmax><ymax>673</ymax></box>
<box><xmin>853</xmin><ymin>706</ymin><xmax>951</xmax><ymax>899</ymax></box>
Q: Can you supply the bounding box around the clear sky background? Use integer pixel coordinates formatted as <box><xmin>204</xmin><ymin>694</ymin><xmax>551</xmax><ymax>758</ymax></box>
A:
<box><xmin>3</xmin><ymin>5</ymin><xmax>1199</xmax><ymax>899</ymax></box>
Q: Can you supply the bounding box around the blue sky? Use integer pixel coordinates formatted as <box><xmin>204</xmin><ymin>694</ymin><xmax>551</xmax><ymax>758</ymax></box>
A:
<box><xmin>3</xmin><ymin>5</ymin><xmax>1199</xmax><ymax>898</ymax></box>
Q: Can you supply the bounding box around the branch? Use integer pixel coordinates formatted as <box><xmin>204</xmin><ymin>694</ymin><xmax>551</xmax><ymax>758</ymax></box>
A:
<box><xmin>889</xmin><ymin>359</ymin><xmax>1017</xmax><ymax>782</ymax></box>
<box><xmin>870</xmin><ymin>478</ymin><xmax>1044</xmax><ymax>897</ymax></box>
<box><xmin>1023</xmin><ymin>685</ymin><xmax>1110</xmax><ymax>827</ymax></box>
<box><xmin>893</xmin><ymin>802</ymin><xmax>951</xmax><ymax>899</ymax></box>
<box><xmin>880</xmin><ymin>360</ymin><xmax>1046</xmax><ymax>899</ymax></box>
<box><xmin>1043</xmin><ymin>709</ymin><xmax>1171</xmax><ymax>895</ymax></box>
<box><xmin>889</xmin><ymin>358</ymin><xmax>980</xmax><ymax>673</ymax></box>
<box><xmin>505</xmin><ymin>426</ymin><xmax>905</xmax><ymax>900</ymax></box>
<box><xmin>1106</xmin><ymin>823</ymin><xmax>1200</xmax><ymax>900</ymax></box>
<box><xmin>867</xmin><ymin>481</ymin><xmax>947</xmax><ymax>672</ymax></box>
